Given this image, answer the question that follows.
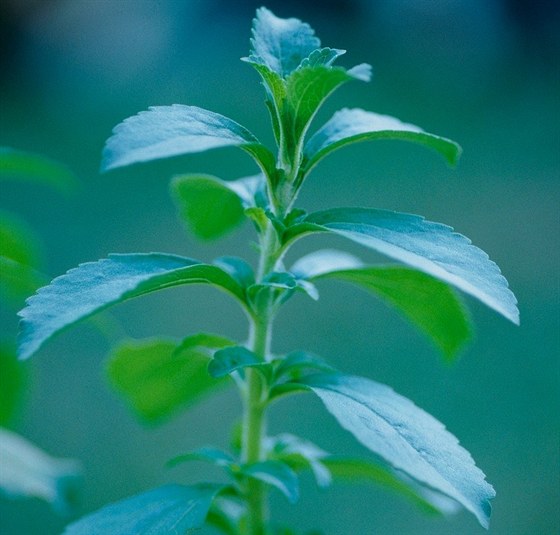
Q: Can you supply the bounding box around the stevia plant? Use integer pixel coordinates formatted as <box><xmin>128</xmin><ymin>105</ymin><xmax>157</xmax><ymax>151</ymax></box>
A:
<box><xmin>16</xmin><ymin>8</ymin><xmax>519</xmax><ymax>535</ymax></box>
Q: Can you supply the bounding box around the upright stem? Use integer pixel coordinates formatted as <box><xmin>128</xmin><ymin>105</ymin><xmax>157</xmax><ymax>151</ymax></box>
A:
<box><xmin>241</xmin><ymin>221</ymin><xmax>277</xmax><ymax>534</ymax></box>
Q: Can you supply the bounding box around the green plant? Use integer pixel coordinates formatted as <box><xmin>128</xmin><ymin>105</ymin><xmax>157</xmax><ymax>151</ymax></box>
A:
<box><xmin>16</xmin><ymin>8</ymin><xmax>518</xmax><ymax>534</ymax></box>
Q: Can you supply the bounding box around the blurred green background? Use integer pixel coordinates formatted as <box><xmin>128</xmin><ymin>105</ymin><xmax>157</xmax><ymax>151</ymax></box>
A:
<box><xmin>1</xmin><ymin>0</ymin><xmax>558</xmax><ymax>533</ymax></box>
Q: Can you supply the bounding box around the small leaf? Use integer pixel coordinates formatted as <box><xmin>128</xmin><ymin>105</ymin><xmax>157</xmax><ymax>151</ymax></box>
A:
<box><xmin>285</xmin><ymin>208</ymin><xmax>519</xmax><ymax>325</ymax></box>
<box><xmin>17</xmin><ymin>253</ymin><xmax>246</xmax><ymax>360</ymax></box>
<box><xmin>303</xmin><ymin>108</ymin><xmax>462</xmax><ymax>174</ymax></box>
<box><xmin>167</xmin><ymin>447</ymin><xmax>235</xmax><ymax>469</ymax></box>
<box><xmin>291</xmin><ymin>249</ymin><xmax>363</xmax><ymax>278</ymax></box>
<box><xmin>300</xmin><ymin>373</ymin><xmax>495</xmax><ymax>528</ymax></box>
<box><xmin>173</xmin><ymin>332</ymin><xmax>236</xmax><ymax>357</ymax></box>
<box><xmin>101</xmin><ymin>105</ymin><xmax>275</xmax><ymax>179</ymax></box>
<box><xmin>240</xmin><ymin>460</ymin><xmax>299</xmax><ymax>504</ymax></box>
<box><xmin>63</xmin><ymin>484</ymin><xmax>220</xmax><ymax>535</ymax></box>
<box><xmin>267</xmin><ymin>434</ymin><xmax>331</xmax><ymax>488</ymax></box>
<box><xmin>323</xmin><ymin>456</ymin><xmax>459</xmax><ymax>515</ymax></box>
<box><xmin>0</xmin><ymin>256</ymin><xmax>44</xmax><ymax>306</ymax></box>
<box><xmin>171</xmin><ymin>174</ymin><xmax>246</xmax><ymax>240</ymax></box>
<box><xmin>299</xmin><ymin>47</ymin><xmax>346</xmax><ymax>68</ymax></box>
<box><xmin>209</xmin><ymin>346</ymin><xmax>269</xmax><ymax>379</ymax></box>
<box><xmin>0</xmin><ymin>210</ymin><xmax>43</xmax><ymax>268</ymax></box>
<box><xmin>0</xmin><ymin>147</ymin><xmax>76</xmax><ymax>193</ymax></box>
<box><xmin>274</xmin><ymin>351</ymin><xmax>335</xmax><ymax>382</ymax></box>
<box><xmin>213</xmin><ymin>256</ymin><xmax>256</xmax><ymax>289</ymax></box>
<box><xmin>294</xmin><ymin>251</ymin><xmax>471</xmax><ymax>361</ymax></box>
<box><xmin>107</xmin><ymin>337</ymin><xmax>228</xmax><ymax>424</ymax></box>
<box><xmin>0</xmin><ymin>428</ymin><xmax>82</xmax><ymax>514</ymax></box>
<box><xmin>246</xmin><ymin>7</ymin><xmax>320</xmax><ymax>78</ymax></box>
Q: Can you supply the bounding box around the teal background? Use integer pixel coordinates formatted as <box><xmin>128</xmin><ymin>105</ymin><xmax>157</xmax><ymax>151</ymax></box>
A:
<box><xmin>1</xmin><ymin>1</ymin><xmax>558</xmax><ymax>533</ymax></box>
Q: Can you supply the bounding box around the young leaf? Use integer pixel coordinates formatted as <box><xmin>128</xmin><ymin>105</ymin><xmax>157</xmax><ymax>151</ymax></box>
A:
<box><xmin>299</xmin><ymin>373</ymin><xmax>495</xmax><ymax>528</ymax></box>
<box><xmin>240</xmin><ymin>460</ymin><xmax>299</xmax><ymax>504</ymax></box>
<box><xmin>167</xmin><ymin>447</ymin><xmax>235</xmax><ymax>469</ymax></box>
<box><xmin>293</xmin><ymin>251</ymin><xmax>471</xmax><ymax>361</ymax></box>
<box><xmin>0</xmin><ymin>428</ymin><xmax>82</xmax><ymax>514</ymax></box>
<box><xmin>323</xmin><ymin>457</ymin><xmax>460</xmax><ymax>516</ymax></box>
<box><xmin>17</xmin><ymin>253</ymin><xmax>247</xmax><ymax>360</ymax></box>
<box><xmin>101</xmin><ymin>105</ymin><xmax>275</xmax><ymax>180</ymax></box>
<box><xmin>0</xmin><ymin>147</ymin><xmax>76</xmax><ymax>193</ymax></box>
<box><xmin>63</xmin><ymin>484</ymin><xmax>220</xmax><ymax>535</ymax></box>
<box><xmin>106</xmin><ymin>337</ymin><xmax>229</xmax><ymax>424</ymax></box>
<box><xmin>285</xmin><ymin>208</ymin><xmax>519</xmax><ymax>325</ymax></box>
<box><xmin>246</xmin><ymin>7</ymin><xmax>320</xmax><ymax>78</ymax></box>
<box><xmin>274</xmin><ymin>351</ymin><xmax>335</xmax><ymax>382</ymax></box>
<box><xmin>302</xmin><ymin>108</ymin><xmax>462</xmax><ymax>174</ymax></box>
<box><xmin>209</xmin><ymin>346</ymin><xmax>269</xmax><ymax>379</ymax></box>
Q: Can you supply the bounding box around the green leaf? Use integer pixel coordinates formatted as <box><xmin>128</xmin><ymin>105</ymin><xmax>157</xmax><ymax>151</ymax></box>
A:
<box><xmin>285</xmin><ymin>64</ymin><xmax>371</xmax><ymax>160</ymax></box>
<box><xmin>303</xmin><ymin>108</ymin><xmax>462</xmax><ymax>174</ymax></box>
<box><xmin>0</xmin><ymin>210</ymin><xmax>43</xmax><ymax>268</ymax></box>
<box><xmin>17</xmin><ymin>253</ymin><xmax>246</xmax><ymax>360</ymax></box>
<box><xmin>171</xmin><ymin>174</ymin><xmax>246</xmax><ymax>240</ymax></box>
<box><xmin>167</xmin><ymin>447</ymin><xmax>235</xmax><ymax>469</ymax></box>
<box><xmin>101</xmin><ymin>105</ymin><xmax>275</xmax><ymax>179</ymax></box>
<box><xmin>267</xmin><ymin>434</ymin><xmax>331</xmax><ymax>488</ymax></box>
<box><xmin>63</xmin><ymin>484</ymin><xmax>220</xmax><ymax>535</ymax></box>
<box><xmin>106</xmin><ymin>337</ymin><xmax>229</xmax><ymax>424</ymax></box>
<box><xmin>323</xmin><ymin>457</ymin><xmax>460</xmax><ymax>515</ymax></box>
<box><xmin>213</xmin><ymin>256</ymin><xmax>256</xmax><ymax>289</ymax></box>
<box><xmin>0</xmin><ymin>147</ymin><xmax>76</xmax><ymax>193</ymax></box>
<box><xmin>209</xmin><ymin>346</ymin><xmax>269</xmax><ymax>379</ymax></box>
<box><xmin>0</xmin><ymin>256</ymin><xmax>44</xmax><ymax>306</ymax></box>
<box><xmin>0</xmin><ymin>428</ymin><xmax>82</xmax><ymax>514</ymax></box>
<box><xmin>285</xmin><ymin>208</ymin><xmax>519</xmax><ymax>325</ymax></box>
<box><xmin>293</xmin><ymin>251</ymin><xmax>471</xmax><ymax>361</ymax></box>
<box><xmin>0</xmin><ymin>346</ymin><xmax>27</xmax><ymax>425</ymax></box>
<box><xmin>299</xmin><ymin>373</ymin><xmax>495</xmax><ymax>528</ymax></box>
<box><xmin>172</xmin><ymin>332</ymin><xmax>236</xmax><ymax>357</ymax></box>
<box><xmin>240</xmin><ymin>460</ymin><xmax>299</xmax><ymax>504</ymax></box>
<box><xmin>274</xmin><ymin>351</ymin><xmax>335</xmax><ymax>382</ymax></box>
<box><xmin>245</xmin><ymin>7</ymin><xmax>320</xmax><ymax>78</ymax></box>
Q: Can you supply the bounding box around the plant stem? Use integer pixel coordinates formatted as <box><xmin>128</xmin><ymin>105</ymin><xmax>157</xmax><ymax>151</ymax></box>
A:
<box><xmin>242</xmin><ymin>221</ymin><xmax>277</xmax><ymax>534</ymax></box>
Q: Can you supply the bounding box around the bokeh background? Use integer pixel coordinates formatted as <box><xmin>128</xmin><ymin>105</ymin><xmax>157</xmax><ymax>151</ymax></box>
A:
<box><xmin>1</xmin><ymin>0</ymin><xmax>558</xmax><ymax>533</ymax></box>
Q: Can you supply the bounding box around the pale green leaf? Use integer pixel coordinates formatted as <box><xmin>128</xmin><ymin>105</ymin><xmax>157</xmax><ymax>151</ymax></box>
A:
<box><xmin>106</xmin><ymin>337</ymin><xmax>228</xmax><ymax>424</ymax></box>
<box><xmin>17</xmin><ymin>253</ymin><xmax>246</xmax><ymax>360</ymax></box>
<box><xmin>167</xmin><ymin>447</ymin><xmax>235</xmax><ymax>469</ymax></box>
<box><xmin>292</xmin><ymin>251</ymin><xmax>472</xmax><ymax>361</ymax></box>
<box><xmin>0</xmin><ymin>210</ymin><xmax>43</xmax><ymax>268</ymax></box>
<box><xmin>285</xmin><ymin>208</ymin><xmax>519</xmax><ymax>324</ymax></box>
<box><xmin>245</xmin><ymin>7</ymin><xmax>320</xmax><ymax>78</ymax></box>
<box><xmin>0</xmin><ymin>147</ymin><xmax>76</xmax><ymax>193</ymax></box>
<box><xmin>101</xmin><ymin>105</ymin><xmax>275</xmax><ymax>179</ymax></box>
<box><xmin>300</xmin><ymin>373</ymin><xmax>495</xmax><ymax>528</ymax></box>
<box><xmin>0</xmin><ymin>428</ymin><xmax>82</xmax><ymax>514</ymax></box>
<box><xmin>303</xmin><ymin>108</ymin><xmax>462</xmax><ymax>174</ymax></box>
<box><xmin>63</xmin><ymin>484</ymin><xmax>220</xmax><ymax>534</ymax></box>
<box><xmin>274</xmin><ymin>351</ymin><xmax>334</xmax><ymax>382</ymax></box>
<box><xmin>240</xmin><ymin>460</ymin><xmax>299</xmax><ymax>504</ymax></box>
<box><xmin>209</xmin><ymin>346</ymin><xmax>269</xmax><ymax>379</ymax></box>
<box><xmin>0</xmin><ymin>256</ymin><xmax>44</xmax><ymax>305</ymax></box>
<box><xmin>0</xmin><ymin>346</ymin><xmax>27</xmax><ymax>425</ymax></box>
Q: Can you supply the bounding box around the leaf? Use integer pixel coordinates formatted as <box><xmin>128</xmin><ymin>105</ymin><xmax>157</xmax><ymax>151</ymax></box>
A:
<box><xmin>101</xmin><ymin>105</ymin><xmax>275</xmax><ymax>179</ymax></box>
<box><xmin>106</xmin><ymin>337</ymin><xmax>229</xmax><ymax>424</ymax></box>
<box><xmin>0</xmin><ymin>256</ymin><xmax>44</xmax><ymax>306</ymax></box>
<box><xmin>209</xmin><ymin>346</ymin><xmax>269</xmax><ymax>379</ymax></box>
<box><xmin>303</xmin><ymin>108</ymin><xmax>462</xmax><ymax>174</ymax></box>
<box><xmin>291</xmin><ymin>249</ymin><xmax>364</xmax><ymax>278</ymax></box>
<box><xmin>240</xmin><ymin>460</ymin><xmax>299</xmax><ymax>504</ymax></box>
<box><xmin>293</xmin><ymin>251</ymin><xmax>472</xmax><ymax>361</ymax></box>
<box><xmin>213</xmin><ymin>256</ymin><xmax>256</xmax><ymax>289</ymax></box>
<box><xmin>171</xmin><ymin>175</ymin><xmax>246</xmax><ymax>240</ymax></box>
<box><xmin>274</xmin><ymin>351</ymin><xmax>335</xmax><ymax>382</ymax></box>
<box><xmin>63</xmin><ymin>484</ymin><xmax>220</xmax><ymax>535</ymax></box>
<box><xmin>17</xmin><ymin>253</ymin><xmax>246</xmax><ymax>360</ymax></box>
<box><xmin>167</xmin><ymin>447</ymin><xmax>235</xmax><ymax>469</ymax></box>
<box><xmin>285</xmin><ymin>64</ymin><xmax>372</xmax><ymax>158</ymax></box>
<box><xmin>245</xmin><ymin>7</ymin><xmax>320</xmax><ymax>78</ymax></box>
<box><xmin>173</xmin><ymin>332</ymin><xmax>236</xmax><ymax>357</ymax></box>
<box><xmin>0</xmin><ymin>346</ymin><xmax>27</xmax><ymax>425</ymax></box>
<box><xmin>267</xmin><ymin>434</ymin><xmax>331</xmax><ymax>488</ymax></box>
<box><xmin>0</xmin><ymin>428</ymin><xmax>82</xmax><ymax>514</ymax></box>
<box><xmin>284</xmin><ymin>208</ymin><xmax>519</xmax><ymax>325</ymax></box>
<box><xmin>0</xmin><ymin>147</ymin><xmax>76</xmax><ymax>193</ymax></box>
<box><xmin>299</xmin><ymin>373</ymin><xmax>495</xmax><ymax>528</ymax></box>
<box><xmin>0</xmin><ymin>210</ymin><xmax>43</xmax><ymax>268</ymax></box>
<box><xmin>322</xmin><ymin>457</ymin><xmax>460</xmax><ymax>516</ymax></box>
